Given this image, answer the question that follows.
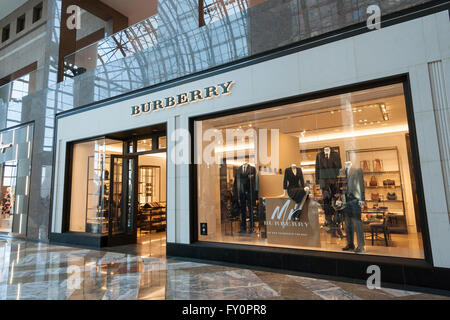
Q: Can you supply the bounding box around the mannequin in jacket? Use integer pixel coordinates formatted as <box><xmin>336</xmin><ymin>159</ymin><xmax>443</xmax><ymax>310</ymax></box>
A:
<box><xmin>341</xmin><ymin>161</ymin><xmax>366</xmax><ymax>253</ymax></box>
<box><xmin>316</xmin><ymin>147</ymin><xmax>342</xmax><ymax>227</ymax></box>
<box><xmin>283</xmin><ymin>164</ymin><xmax>309</xmax><ymax>203</ymax></box>
<box><xmin>232</xmin><ymin>159</ymin><xmax>259</xmax><ymax>233</ymax></box>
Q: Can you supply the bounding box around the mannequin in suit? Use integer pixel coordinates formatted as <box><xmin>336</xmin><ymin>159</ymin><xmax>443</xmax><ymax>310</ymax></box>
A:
<box><xmin>233</xmin><ymin>160</ymin><xmax>259</xmax><ymax>233</ymax></box>
<box><xmin>341</xmin><ymin>161</ymin><xmax>366</xmax><ymax>253</ymax></box>
<box><xmin>283</xmin><ymin>164</ymin><xmax>307</xmax><ymax>203</ymax></box>
<box><xmin>316</xmin><ymin>147</ymin><xmax>342</xmax><ymax>227</ymax></box>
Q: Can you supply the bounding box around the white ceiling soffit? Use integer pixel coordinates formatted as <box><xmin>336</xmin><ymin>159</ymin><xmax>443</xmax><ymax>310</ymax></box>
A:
<box><xmin>0</xmin><ymin>0</ymin><xmax>28</xmax><ymax>21</ymax></box>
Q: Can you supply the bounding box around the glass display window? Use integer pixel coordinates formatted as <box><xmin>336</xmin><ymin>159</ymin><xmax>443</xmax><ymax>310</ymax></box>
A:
<box><xmin>158</xmin><ymin>136</ymin><xmax>167</xmax><ymax>149</ymax></box>
<box><xmin>69</xmin><ymin>138</ymin><xmax>124</xmax><ymax>234</ymax></box>
<box><xmin>194</xmin><ymin>83</ymin><xmax>425</xmax><ymax>259</ymax></box>
<box><xmin>137</xmin><ymin>138</ymin><xmax>153</xmax><ymax>153</ymax></box>
<box><xmin>0</xmin><ymin>123</ymin><xmax>34</xmax><ymax>235</ymax></box>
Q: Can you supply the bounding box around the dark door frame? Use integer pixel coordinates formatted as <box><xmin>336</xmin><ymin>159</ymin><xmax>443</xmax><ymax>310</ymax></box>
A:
<box><xmin>53</xmin><ymin>125</ymin><xmax>167</xmax><ymax>248</ymax></box>
<box><xmin>107</xmin><ymin>154</ymin><xmax>138</xmax><ymax>246</ymax></box>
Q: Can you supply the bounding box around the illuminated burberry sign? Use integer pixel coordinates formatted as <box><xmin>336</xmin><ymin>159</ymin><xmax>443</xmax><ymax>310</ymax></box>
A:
<box><xmin>131</xmin><ymin>81</ymin><xmax>235</xmax><ymax>116</ymax></box>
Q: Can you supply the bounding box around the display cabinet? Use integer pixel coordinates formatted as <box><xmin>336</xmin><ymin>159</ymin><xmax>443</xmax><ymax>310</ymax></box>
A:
<box><xmin>346</xmin><ymin>147</ymin><xmax>408</xmax><ymax>233</ymax></box>
<box><xmin>138</xmin><ymin>202</ymin><xmax>166</xmax><ymax>233</ymax></box>
<box><xmin>137</xmin><ymin>166</ymin><xmax>166</xmax><ymax>233</ymax></box>
<box><xmin>138</xmin><ymin>166</ymin><xmax>160</xmax><ymax>205</ymax></box>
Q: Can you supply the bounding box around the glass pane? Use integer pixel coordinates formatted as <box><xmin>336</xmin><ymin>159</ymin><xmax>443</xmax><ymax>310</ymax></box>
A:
<box><xmin>195</xmin><ymin>83</ymin><xmax>424</xmax><ymax>259</ymax></box>
<box><xmin>127</xmin><ymin>158</ymin><xmax>135</xmax><ymax>233</ymax></box>
<box><xmin>158</xmin><ymin>136</ymin><xmax>167</xmax><ymax>149</ymax></box>
<box><xmin>0</xmin><ymin>123</ymin><xmax>33</xmax><ymax>235</ymax></box>
<box><xmin>110</xmin><ymin>157</ymin><xmax>127</xmax><ymax>235</ymax></box>
<box><xmin>69</xmin><ymin>138</ymin><xmax>124</xmax><ymax>234</ymax></box>
<box><xmin>137</xmin><ymin>139</ymin><xmax>153</xmax><ymax>152</ymax></box>
<box><xmin>70</xmin><ymin>139</ymin><xmax>106</xmax><ymax>234</ymax></box>
<box><xmin>128</xmin><ymin>141</ymin><xmax>134</xmax><ymax>153</ymax></box>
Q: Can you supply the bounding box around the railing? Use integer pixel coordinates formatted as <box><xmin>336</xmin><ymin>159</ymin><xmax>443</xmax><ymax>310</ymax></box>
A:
<box><xmin>63</xmin><ymin>0</ymin><xmax>434</xmax><ymax>82</ymax></box>
<box><xmin>63</xmin><ymin>15</ymin><xmax>159</xmax><ymax>79</ymax></box>
<box><xmin>0</xmin><ymin>68</ymin><xmax>46</xmax><ymax>128</ymax></box>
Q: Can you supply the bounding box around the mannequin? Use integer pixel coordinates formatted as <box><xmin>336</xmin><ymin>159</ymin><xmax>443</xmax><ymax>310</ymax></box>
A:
<box><xmin>284</xmin><ymin>164</ymin><xmax>304</xmax><ymax>202</ymax></box>
<box><xmin>341</xmin><ymin>161</ymin><xmax>366</xmax><ymax>253</ymax></box>
<box><xmin>282</xmin><ymin>164</ymin><xmax>310</xmax><ymax>199</ymax></box>
<box><xmin>232</xmin><ymin>158</ymin><xmax>259</xmax><ymax>233</ymax></box>
<box><xmin>291</xmin><ymin>164</ymin><xmax>297</xmax><ymax>176</ymax></box>
<box><xmin>315</xmin><ymin>147</ymin><xmax>342</xmax><ymax>227</ymax></box>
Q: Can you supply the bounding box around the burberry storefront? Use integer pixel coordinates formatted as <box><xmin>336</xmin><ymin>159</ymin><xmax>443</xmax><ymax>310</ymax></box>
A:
<box><xmin>49</xmin><ymin>10</ymin><xmax>450</xmax><ymax>289</ymax></box>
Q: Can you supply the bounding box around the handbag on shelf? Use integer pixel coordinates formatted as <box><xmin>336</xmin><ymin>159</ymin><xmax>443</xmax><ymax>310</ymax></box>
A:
<box><xmin>361</xmin><ymin>160</ymin><xmax>370</xmax><ymax>172</ymax></box>
<box><xmin>387</xmin><ymin>192</ymin><xmax>397</xmax><ymax>201</ymax></box>
<box><xmin>369</xmin><ymin>176</ymin><xmax>378</xmax><ymax>187</ymax></box>
<box><xmin>383</xmin><ymin>179</ymin><xmax>396</xmax><ymax>187</ymax></box>
<box><xmin>374</xmin><ymin>159</ymin><xmax>383</xmax><ymax>172</ymax></box>
<box><xmin>371</xmin><ymin>193</ymin><xmax>380</xmax><ymax>201</ymax></box>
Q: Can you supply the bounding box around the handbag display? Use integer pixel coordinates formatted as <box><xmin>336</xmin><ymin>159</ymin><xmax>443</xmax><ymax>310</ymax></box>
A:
<box><xmin>374</xmin><ymin>159</ymin><xmax>383</xmax><ymax>172</ymax></box>
<box><xmin>369</xmin><ymin>176</ymin><xmax>378</xmax><ymax>187</ymax></box>
<box><xmin>361</xmin><ymin>160</ymin><xmax>370</xmax><ymax>172</ymax></box>
<box><xmin>387</xmin><ymin>192</ymin><xmax>397</xmax><ymax>201</ymax></box>
<box><xmin>371</xmin><ymin>193</ymin><xmax>380</xmax><ymax>201</ymax></box>
<box><xmin>383</xmin><ymin>179</ymin><xmax>396</xmax><ymax>187</ymax></box>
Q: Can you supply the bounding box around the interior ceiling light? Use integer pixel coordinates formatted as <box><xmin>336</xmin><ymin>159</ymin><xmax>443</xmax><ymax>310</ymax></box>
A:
<box><xmin>299</xmin><ymin>125</ymin><xmax>409</xmax><ymax>143</ymax></box>
<box><xmin>225</xmin><ymin>160</ymin><xmax>256</xmax><ymax>167</ymax></box>
<box><xmin>215</xmin><ymin>143</ymin><xmax>255</xmax><ymax>153</ymax></box>
<box><xmin>379</xmin><ymin>103</ymin><xmax>390</xmax><ymax>121</ymax></box>
<box><xmin>144</xmin><ymin>153</ymin><xmax>166</xmax><ymax>158</ymax></box>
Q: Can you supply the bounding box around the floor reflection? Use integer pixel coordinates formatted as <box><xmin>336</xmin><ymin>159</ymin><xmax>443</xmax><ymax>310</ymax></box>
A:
<box><xmin>0</xmin><ymin>238</ymin><xmax>448</xmax><ymax>300</ymax></box>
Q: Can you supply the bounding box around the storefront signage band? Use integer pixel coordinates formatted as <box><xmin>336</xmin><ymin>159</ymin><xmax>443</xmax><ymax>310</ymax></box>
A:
<box><xmin>131</xmin><ymin>81</ymin><xmax>235</xmax><ymax>117</ymax></box>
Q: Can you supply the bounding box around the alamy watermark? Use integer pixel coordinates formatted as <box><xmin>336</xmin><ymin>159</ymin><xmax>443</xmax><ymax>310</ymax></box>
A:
<box><xmin>366</xmin><ymin>265</ymin><xmax>382</xmax><ymax>290</ymax></box>
<box><xmin>67</xmin><ymin>265</ymin><xmax>82</xmax><ymax>290</ymax></box>
<box><xmin>168</xmin><ymin>127</ymin><xmax>281</xmax><ymax>168</ymax></box>
<box><xmin>66</xmin><ymin>5</ymin><xmax>81</xmax><ymax>30</ymax></box>
<box><xmin>367</xmin><ymin>5</ymin><xmax>382</xmax><ymax>30</ymax></box>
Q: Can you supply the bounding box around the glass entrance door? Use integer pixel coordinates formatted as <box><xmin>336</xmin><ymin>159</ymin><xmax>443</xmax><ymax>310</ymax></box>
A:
<box><xmin>109</xmin><ymin>155</ymin><xmax>138</xmax><ymax>242</ymax></box>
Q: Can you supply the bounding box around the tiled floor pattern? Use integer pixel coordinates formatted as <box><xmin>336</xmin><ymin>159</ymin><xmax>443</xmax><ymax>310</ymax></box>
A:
<box><xmin>0</xmin><ymin>239</ymin><xmax>448</xmax><ymax>300</ymax></box>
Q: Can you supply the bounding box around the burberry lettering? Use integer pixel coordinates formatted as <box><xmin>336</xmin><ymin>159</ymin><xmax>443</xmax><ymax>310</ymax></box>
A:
<box><xmin>131</xmin><ymin>81</ymin><xmax>234</xmax><ymax>116</ymax></box>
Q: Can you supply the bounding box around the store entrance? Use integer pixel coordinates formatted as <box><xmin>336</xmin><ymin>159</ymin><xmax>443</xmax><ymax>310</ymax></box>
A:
<box><xmin>134</xmin><ymin>152</ymin><xmax>167</xmax><ymax>256</ymax></box>
<box><xmin>116</xmin><ymin>126</ymin><xmax>167</xmax><ymax>254</ymax></box>
<box><xmin>65</xmin><ymin>124</ymin><xmax>167</xmax><ymax>251</ymax></box>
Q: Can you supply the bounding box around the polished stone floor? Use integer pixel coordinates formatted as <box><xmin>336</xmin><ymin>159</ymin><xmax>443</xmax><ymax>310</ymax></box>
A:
<box><xmin>0</xmin><ymin>238</ymin><xmax>448</xmax><ymax>300</ymax></box>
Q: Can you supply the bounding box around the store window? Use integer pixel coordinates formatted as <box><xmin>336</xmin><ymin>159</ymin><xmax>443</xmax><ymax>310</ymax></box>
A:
<box><xmin>16</xmin><ymin>14</ymin><xmax>26</xmax><ymax>34</ymax></box>
<box><xmin>0</xmin><ymin>123</ymin><xmax>34</xmax><ymax>235</ymax></box>
<box><xmin>158</xmin><ymin>136</ymin><xmax>167</xmax><ymax>149</ymax></box>
<box><xmin>2</xmin><ymin>25</ymin><xmax>10</xmax><ymax>43</ymax></box>
<box><xmin>33</xmin><ymin>2</ymin><xmax>43</xmax><ymax>23</ymax></box>
<box><xmin>137</xmin><ymin>139</ymin><xmax>153</xmax><ymax>153</ymax></box>
<box><xmin>195</xmin><ymin>83</ymin><xmax>425</xmax><ymax>259</ymax></box>
<box><xmin>69</xmin><ymin>138</ymin><xmax>124</xmax><ymax>234</ymax></box>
